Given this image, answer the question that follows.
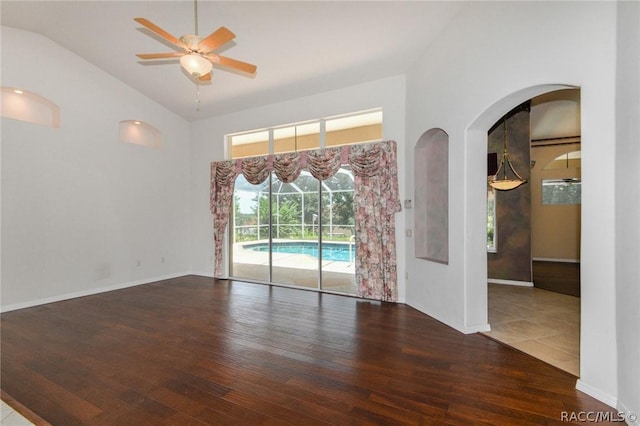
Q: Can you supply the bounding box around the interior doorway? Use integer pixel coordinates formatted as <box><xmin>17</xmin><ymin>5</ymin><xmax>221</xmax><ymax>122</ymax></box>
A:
<box><xmin>483</xmin><ymin>89</ymin><xmax>582</xmax><ymax>376</ymax></box>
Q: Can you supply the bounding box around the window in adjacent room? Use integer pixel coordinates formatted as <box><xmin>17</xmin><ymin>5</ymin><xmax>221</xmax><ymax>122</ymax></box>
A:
<box><xmin>541</xmin><ymin>150</ymin><xmax>581</xmax><ymax>205</ymax></box>
<box><xmin>487</xmin><ymin>188</ymin><xmax>497</xmax><ymax>252</ymax></box>
<box><xmin>542</xmin><ymin>178</ymin><xmax>581</xmax><ymax>205</ymax></box>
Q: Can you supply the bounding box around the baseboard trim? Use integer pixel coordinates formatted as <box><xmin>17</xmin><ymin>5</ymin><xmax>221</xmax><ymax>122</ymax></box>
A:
<box><xmin>533</xmin><ymin>257</ymin><xmax>580</xmax><ymax>263</ymax></box>
<box><xmin>464</xmin><ymin>323</ymin><xmax>491</xmax><ymax>333</ymax></box>
<box><xmin>406</xmin><ymin>301</ymin><xmax>463</xmax><ymax>334</ymax></box>
<box><xmin>576</xmin><ymin>379</ymin><xmax>618</xmax><ymax>408</ymax></box>
<box><xmin>190</xmin><ymin>271</ymin><xmax>214</xmax><ymax>278</ymax></box>
<box><xmin>0</xmin><ymin>272</ymin><xmax>190</xmax><ymax>313</ymax></box>
<box><xmin>617</xmin><ymin>400</ymin><xmax>640</xmax><ymax>426</ymax></box>
<box><xmin>406</xmin><ymin>300</ymin><xmax>489</xmax><ymax>335</ymax></box>
<box><xmin>488</xmin><ymin>278</ymin><xmax>534</xmax><ymax>287</ymax></box>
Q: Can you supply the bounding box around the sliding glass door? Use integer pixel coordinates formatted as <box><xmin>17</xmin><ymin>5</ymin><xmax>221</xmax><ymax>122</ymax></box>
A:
<box><xmin>269</xmin><ymin>171</ymin><xmax>319</xmax><ymax>288</ymax></box>
<box><xmin>230</xmin><ymin>168</ymin><xmax>355</xmax><ymax>294</ymax></box>
<box><xmin>231</xmin><ymin>174</ymin><xmax>270</xmax><ymax>282</ymax></box>
<box><xmin>319</xmin><ymin>167</ymin><xmax>356</xmax><ymax>293</ymax></box>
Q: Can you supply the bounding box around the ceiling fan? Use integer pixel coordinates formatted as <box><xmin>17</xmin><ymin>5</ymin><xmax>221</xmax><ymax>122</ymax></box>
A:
<box><xmin>134</xmin><ymin>1</ymin><xmax>257</xmax><ymax>82</ymax></box>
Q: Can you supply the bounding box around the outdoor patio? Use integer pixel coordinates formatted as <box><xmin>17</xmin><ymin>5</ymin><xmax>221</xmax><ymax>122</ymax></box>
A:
<box><xmin>232</xmin><ymin>240</ymin><xmax>356</xmax><ymax>294</ymax></box>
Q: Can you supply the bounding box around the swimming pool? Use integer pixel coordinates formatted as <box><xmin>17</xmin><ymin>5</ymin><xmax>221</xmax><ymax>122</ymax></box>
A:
<box><xmin>244</xmin><ymin>241</ymin><xmax>355</xmax><ymax>262</ymax></box>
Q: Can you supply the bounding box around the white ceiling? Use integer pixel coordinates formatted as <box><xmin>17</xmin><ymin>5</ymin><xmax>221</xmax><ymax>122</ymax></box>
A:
<box><xmin>1</xmin><ymin>1</ymin><xmax>464</xmax><ymax>122</ymax></box>
<box><xmin>530</xmin><ymin>89</ymin><xmax>581</xmax><ymax>140</ymax></box>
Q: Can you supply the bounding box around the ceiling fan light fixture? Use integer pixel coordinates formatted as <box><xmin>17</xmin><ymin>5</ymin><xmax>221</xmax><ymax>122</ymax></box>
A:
<box><xmin>180</xmin><ymin>53</ymin><xmax>212</xmax><ymax>77</ymax></box>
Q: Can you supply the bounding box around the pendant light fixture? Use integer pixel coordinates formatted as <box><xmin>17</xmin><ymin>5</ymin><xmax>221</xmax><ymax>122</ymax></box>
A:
<box><xmin>489</xmin><ymin>117</ymin><xmax>527</xmax><ymax>191</ymax></box>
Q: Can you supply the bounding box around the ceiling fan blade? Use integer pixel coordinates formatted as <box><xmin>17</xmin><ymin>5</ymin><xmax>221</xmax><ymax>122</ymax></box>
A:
<box><xmin>198</xmin><ymin>27</ymin><xmax>235</xmax><ymax>53</ymax></box>
<box><xmin>136</xmin><ymin>52</ymin><xmax>185</xmax><ymax>60</ymax></box>
<box><xmin>209</xmin><ymin>54</ymin><xmax>257</xmax><ymax>75</ymax></box>
<box><xmin>134</xmin><ymin>18</ymin><xmax>186</xmax><ymax>49</ymax></box>
<box><xmin>198</xmin><ymin>73</ymin><xmax>212</xmax><ymax>82</ymax></box>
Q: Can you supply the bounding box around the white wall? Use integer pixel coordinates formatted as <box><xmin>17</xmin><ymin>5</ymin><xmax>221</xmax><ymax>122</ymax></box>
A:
<box><xmin>189</xmin><ymin>75</ymin><xmax>408</xmax><ymax>301</ymax></box>
<box><xmin>2</xmin><ymin>3</ymin><xmax>635</xmax><ymax>414</ymax></box>
<box><xmin>404</xmin><ymin>1</ymin><xmax>619</xmax><ymax>406</ymax></box>
<box><xmin>615</xmin><ymin>1</ymin><xmax>640</xmax><ymax>422</ymax></box>
<box><xmin>1</xmin><ymin>27</ymin><xmax>191</xmax><ymax>311</ymax></box>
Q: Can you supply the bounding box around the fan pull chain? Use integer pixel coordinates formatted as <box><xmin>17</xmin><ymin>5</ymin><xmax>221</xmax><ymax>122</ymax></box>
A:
<box><xmin>195</xmin><ymin>85</ymin><xmax>201</xmax><ymax>112</ymax></box>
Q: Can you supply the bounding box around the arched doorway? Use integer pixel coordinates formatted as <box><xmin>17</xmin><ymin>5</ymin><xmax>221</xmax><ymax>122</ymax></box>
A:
<box><xmin>464</xmin><ymin>84</ymin><xmax>581</xmax><ymax>367</ymax></box>
<box><xmin>482</xmin><ymin>90</ymin><xmax>582</xmax><ymax>376</ymax></box>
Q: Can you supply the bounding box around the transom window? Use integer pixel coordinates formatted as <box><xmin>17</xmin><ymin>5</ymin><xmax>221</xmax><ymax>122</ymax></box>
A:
<box><xmin>228</xmin><ymin>109</ymin><xmax>383</xmax><ymax>159</ymax></box>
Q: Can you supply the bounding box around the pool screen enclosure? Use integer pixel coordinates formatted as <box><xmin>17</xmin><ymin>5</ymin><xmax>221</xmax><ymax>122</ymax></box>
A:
<box><xmin>211</xmin><ymin>141</ymin><xmax>401</xmax><ymax>302</ymax></box>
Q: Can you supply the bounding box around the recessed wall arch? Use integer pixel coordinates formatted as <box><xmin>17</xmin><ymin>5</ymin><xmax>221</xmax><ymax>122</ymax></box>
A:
<box><xmin>414</xmin><ymin>128</ymin><xmax>449</xmax><ymax>264</ymax></box>
<box><xmin>119</xmin><ymin>120</ymin><xmax>162</xmax><ymax>149</ymax></box>
<box><xmin>1</xmin><ymin>87</ymin><xmax>60</xmax><ymax>128</ymax></box>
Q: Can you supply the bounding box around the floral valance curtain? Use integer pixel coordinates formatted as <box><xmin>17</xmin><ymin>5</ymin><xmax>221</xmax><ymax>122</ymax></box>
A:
<box><xmin>210</xmin><ymin>140</ymin><xmax>401</xmax><ymax>302</ymax></box>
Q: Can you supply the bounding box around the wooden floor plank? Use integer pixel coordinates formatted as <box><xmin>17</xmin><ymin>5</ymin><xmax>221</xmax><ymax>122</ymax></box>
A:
<box><xmin>1</xmin><ymin>276</ymin><xmax>618</xmax><ymax>425</ymax></box>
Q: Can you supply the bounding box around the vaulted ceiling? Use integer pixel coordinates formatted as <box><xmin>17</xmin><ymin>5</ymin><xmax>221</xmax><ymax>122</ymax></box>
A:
<box><xmin>1</xmin><ymin>1</ymin><xmax>463</xmax><ymax>121</ymax></box>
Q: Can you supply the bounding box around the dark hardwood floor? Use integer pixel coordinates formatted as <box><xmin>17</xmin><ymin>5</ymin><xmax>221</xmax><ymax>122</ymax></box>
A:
<box><xmin>1</xmin><ymin>276</ymin><xmax>615</xmax><ymax>425</ymax></box>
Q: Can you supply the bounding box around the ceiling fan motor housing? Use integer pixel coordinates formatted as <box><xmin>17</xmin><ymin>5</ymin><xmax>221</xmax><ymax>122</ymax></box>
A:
<box><xmin>180</xmin><ymin>34</ymin><xmax>202</xmax><ymax>51</ymax></box>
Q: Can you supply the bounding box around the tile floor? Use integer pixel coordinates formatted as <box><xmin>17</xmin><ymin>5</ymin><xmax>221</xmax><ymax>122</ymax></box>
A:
<box><xmin>483</xmin><ymin>283</ymin><xmax>580</xmax><ymax>376</ymax></box>
<box><xmin>1</xmin><ymin>401</ymin><xmax>33</xmax><ymax>426</ymax></box>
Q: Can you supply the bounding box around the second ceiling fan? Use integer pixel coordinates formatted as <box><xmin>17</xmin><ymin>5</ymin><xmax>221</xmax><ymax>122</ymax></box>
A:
<box><xmin>134</xmin><ymin>1</ymin><xmax>257</xmax><ymax>81</ymax></box>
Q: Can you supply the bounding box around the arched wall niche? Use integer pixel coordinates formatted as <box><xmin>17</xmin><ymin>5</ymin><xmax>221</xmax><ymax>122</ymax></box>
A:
<box><xmin>414</xmin><ymin>128</ymin><xmax>449</xmax><ymax>264</ymax></box>
<box><xmin>119</xmin><ymin>120</ymin><xmax>162</xmax><ymax>149</ymax></box>
<box><xmin>1</xmin><ymin>87</ymin><xmax>60</xmax><ymax>128</ymax></box>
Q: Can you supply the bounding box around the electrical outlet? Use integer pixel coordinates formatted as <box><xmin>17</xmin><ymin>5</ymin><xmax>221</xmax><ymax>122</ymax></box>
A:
<box><xmin>406</xmin><ymin>229</ymin><xmax>412</xmax><ymax>237</ymax></box>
